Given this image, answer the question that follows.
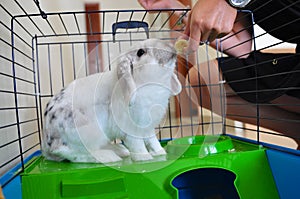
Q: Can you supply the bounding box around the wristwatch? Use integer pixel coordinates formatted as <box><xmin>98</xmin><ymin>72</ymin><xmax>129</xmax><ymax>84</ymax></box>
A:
<box><xmin>227</xmin><ymin>0</ymin><xmax>251</xmax><ymax>8</ymax></box>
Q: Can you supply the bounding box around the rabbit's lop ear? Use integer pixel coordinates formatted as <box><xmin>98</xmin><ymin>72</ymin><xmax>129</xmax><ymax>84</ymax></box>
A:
<box><xmin>117</xmin><ymin>56</ymin><xmax>137</xmax><ymax>105</ymax></box>
<box><xmin>171</xmin><ymin>73</ymin><xmax>182</xmax><ymax>95</ymax></box>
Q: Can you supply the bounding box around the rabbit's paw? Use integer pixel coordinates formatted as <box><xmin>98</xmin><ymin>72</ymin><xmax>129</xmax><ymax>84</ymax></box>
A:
<box><xmin>92</xmin><ymin>149</ymin><xmax>123</xmax><ymax>163</ymax></box>
<box><xmin>112</xmin><ymin>144</ymin><xmax>130</xmax><ymax>158</ymax></box>
<box><xmin>150</xmin><ymin>148</ymin><xmax>166</xmax><ymax>156</ymax></box>
<box><xmin>131</xmin><ymin>152</ymin><xmax>153</xmax><ymax>162</ymax></box>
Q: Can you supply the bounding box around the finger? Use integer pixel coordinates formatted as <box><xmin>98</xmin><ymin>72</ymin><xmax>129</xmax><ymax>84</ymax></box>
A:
<box><xmin>183</xmin><ymin>14</ymin><xmax>201</xmax><ymax>52</ymax></box>
<box><xmin>138</xmin><ymin>0</ymin><xmax>148</xmax><ymax>9</ymax></box>
<box><xmin>182</xmin><ymin>13</ymin><xmax>191</xmax><ymax>38</ymax></box>
<box><xmin>178</xmin><ymin>34</ymin><xmax>189</xmax><ymax>41</ymax></box>
<box><xmin>185</xmin><ymin>26</ymin><xmax>201</xmax><ymax>53</ymax></box>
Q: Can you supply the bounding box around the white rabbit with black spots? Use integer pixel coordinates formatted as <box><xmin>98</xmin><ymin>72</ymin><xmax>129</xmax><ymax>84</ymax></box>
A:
<box><xmin>42</xmin><ymin>39</ymin><xmax>182</xmax><ymax>163</ymax></box>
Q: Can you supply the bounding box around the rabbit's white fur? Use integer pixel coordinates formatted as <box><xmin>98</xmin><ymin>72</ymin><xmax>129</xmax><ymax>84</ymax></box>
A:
<box><xmin>42</xmin><ymin>39</ymin><xmax>181</xmax><ymax>163</ymax></box>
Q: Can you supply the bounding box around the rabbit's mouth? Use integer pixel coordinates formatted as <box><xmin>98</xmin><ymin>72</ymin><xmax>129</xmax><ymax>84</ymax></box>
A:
<box><xmin>156</xmin><ymin>46</ymin><xmax>177</xmax><ymax>67</ymax></box>
<box><xmin>162</xmin><ymin>52</ymin><xmax>177</xmax><ymax>69</ymax></box>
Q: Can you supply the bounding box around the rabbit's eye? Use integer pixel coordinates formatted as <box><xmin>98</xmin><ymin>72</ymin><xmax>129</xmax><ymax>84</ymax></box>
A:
<box><xmin>137</xmin><ymin>49</ymin><xmax>146</xmax><ymax>57</ymax></box>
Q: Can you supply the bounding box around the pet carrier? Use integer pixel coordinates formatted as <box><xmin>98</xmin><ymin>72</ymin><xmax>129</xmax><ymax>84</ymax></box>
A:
<box><xmin>0</xmin><ymin>0</ymin><xmax>299</xmax><ymax>199</ymax></box>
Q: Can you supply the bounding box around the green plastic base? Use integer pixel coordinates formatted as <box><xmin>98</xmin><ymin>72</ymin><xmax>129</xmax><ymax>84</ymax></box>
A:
<box><xmin>21</xmin><ymin>136</ymin><xmax>279</xmax><ymax>199</ymax></box>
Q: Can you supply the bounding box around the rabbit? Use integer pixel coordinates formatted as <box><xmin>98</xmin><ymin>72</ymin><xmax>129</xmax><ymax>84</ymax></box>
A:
<box><xmin>42</xmin><ymin>39</ymin><xmax>182</xmax><ymax>163</ymax></box>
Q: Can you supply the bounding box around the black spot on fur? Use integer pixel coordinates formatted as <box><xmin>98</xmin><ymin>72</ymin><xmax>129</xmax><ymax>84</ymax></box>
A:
<box><xmin>53</xmin><ymin>95</ymin><xmax>59</xmax><ymax>101</ymax></box>
<box><xmin>47</xmin><ymin>136</ymin><xmax>54</xmax><ymax>146</ymax></box>
<box><xmin>50</xmin><ymin>113</ymin><xmax>56</xmax><ymax>123</ymax></box>
<box><xmin>65</xmin><ymin>111</ymin><xmax>73</xmax><ymax>120</ymax></box>
<box><xmin>44</xmin><ymin>105</ymin><xmax>53</xmax><ymax>116</ymax></box>
<box><xmin>48</xmin><ymin>105</ymin><xmax>54</xmax><ymax>112</ymax></box>
<box><xmin>44</xmin><ymin>102</ymin><xmax>52</xmax><ymax>116</ymax></box>
<box><xmin>54</xmin><ymin>91</ymin><xmax>64</xmax><ymax>102</ymax></box>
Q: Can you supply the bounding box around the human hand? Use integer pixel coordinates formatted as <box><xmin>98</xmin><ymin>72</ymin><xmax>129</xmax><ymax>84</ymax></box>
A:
<box><xmin>183</xmin><ymin>0</ymin><xmax>237</xmax><ymax>52</ymax></box>
<box><xmin>138</xmin><ymin>0</ymin><xmax>183</xmax><ymax>10</ymax></box>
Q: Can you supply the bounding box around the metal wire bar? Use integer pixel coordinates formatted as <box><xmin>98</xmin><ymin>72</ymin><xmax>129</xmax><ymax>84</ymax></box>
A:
<box><xmin>9</xmin><ymin>27</ymin><xmax>33</xmax><ymax>49</ymax></box>
<box><xmin>0</xmin><ymin>122</ymin><xmax>19</xmax><ymax>130</ymax></box>
<box><xmin>0</xmin><ymin>160</ymin><xmax>26</xmax><ymax>188</ymax></box>
<box><xmin>35</xmin><ymin>33</ymin><xmax>178</xmax><ymax>46</ymax></box>
<box><xmin>71</xmin><ymin>43</ymin><xmax>77</xmax><ymax>79</ymax></box>
<box><xmin>47</xmin><ymin>44</ymin><xmax>53</xmax><ymax>95</ymax></box>
<box><xmin>0</xmin><ymin>4</ymin><xmax>32</xmax><ymax>41</ymax></box>
<box><xmin>195</xmin><ymin>48</ymin><xmax>206</xmax><ymax>135</ymax></box>
<box><xmin>167</xmin><ymin>102</ymin><xmax>173</xmax><ymax>140</ymax></box>
<box><xmin>44</xmin><ymin>18</ymin><xmax>57</xmax><ymax>36</ymax></box>
<box><xmin>0</xmin><ymin>131</ymin><xmax>39</xmax><ymax>149</ymax></box>
<box><xmin>149</xmin><ymin>11</ymin><xmax>161</xmax><ymax>30</ymax></box>
<box><xmin>125</xmin><ymin>11</ymin><xmax>134</xmax><ymax>33</ymax></box>
<box><xmin>21</xmin><ymin>143</ymin><xmax>40</xmax><ymax>155</ymax></box>
<box><xmin>32</xmin><ymin>35</ymin><xmax>42</xmax><ymax>149</ymax></box>
<box><xmin>226</xmin><ymin>124</ymin><xmax>300</xmax><ymax>140</ymax></box>
<box><xmin>35</xmin><ymin>36</ymin><xmax>44</xmax><ymax>135</ymax></box>
<box><xmin>87</xmin><ymin>13</ymin><xmax>93</xmax><ymax>35</ymax></box>
<box><xmin>253</xmin><ymin>0</ymin><xmax>300</xmax><ymax>25</ymax></box>
<box><xmin>95</xmin><ymin>42</ymin><xmax>100</xmax><ymax>73</ymax></box>
<box><xmin>102</xmin><ymin>11</ymin><xmax>105</xmax><ymax>34</ymax></box>
<box><xmin>73</xmin><ymin>13</ymin><xmax>81</xmax><ymax>34</ymax></box>
<box><xmin>0</xmin><ymin>19</ymin><xmax>32</xmax><ymax>49</ymax></box>
<box><xmin>155</xmin><ymin>121</ymin><xmax>224</xmax><ymax>130</ymax></box>
<box><xmin>0</xmin><ymin>48</ymin><xmax>35</xmax><ymax>74</ymax></box>
<box><xmin>185</xmin><ymin>56</ymin><xmax>195</xmax><ymax>136</ymax></box>
<box><xmin>0</xmin><ymin>106</ymin><xmax>37</xmax><ymax>111</ymax></box>
<box><xmin>11</xmin><ymin>20</ymin><xmax>25</xmax><ymax>173</ymax></box>
<box><xmin>58</xmin><ymin>14</ymin><xmax>69</xmax><ymax>35</ymax></box>
<box><xmin>226</xmin><ymin>113</ymin><xmax>300</xmax><ymax>124</ymax></box>
<box><xmin>13</xmin><ymin>0</ymin><xmax>44</xmax><ymax>37</ymax></box>
<box><xmin>227</xmin><ymin>102</ymin><xmax>300</xmax><ymax>107</ymax></box>
<box><xmin>83</xmin><ymin>43</ymin><xmax>88</xmax><ymax>76</ymax></box>
<box><xmin>169</xmin><ymin>9</ymin><xmax>189</xmax><ymax>30</ymax></box>
<box><xmin>59</xmin><ymin>44</ymin><xmax>65</xmax><ymax>88</ymax></box>
<box><xmin>221</xmin><ymin>53</ymin><xmax>298</xmax><ymax>73</ymax></box>
<box><xmin>224</xmin><ymin>69</ymin><xmax>300</xmax><ymax>86</ymax></box>
<box><xmin>0</xmin><ymin>38</ymin><xmax>33</xmax><ymax>61</ymax></box>
<box><xmin>0</xmin><ymin>155</ymin><xmax>21</xmax><ymax>170</ymax></box>
<box><xmin>159</xmin><ymin>10</ymin><xmax>175</xmax><ymax>31</ymax></box>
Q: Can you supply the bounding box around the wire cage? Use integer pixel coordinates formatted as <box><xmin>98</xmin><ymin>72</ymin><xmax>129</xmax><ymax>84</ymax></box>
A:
<box><xmin>0</xmin><ymin>0</ymin><xmax>299</xmax><ymax>199</ymax></box>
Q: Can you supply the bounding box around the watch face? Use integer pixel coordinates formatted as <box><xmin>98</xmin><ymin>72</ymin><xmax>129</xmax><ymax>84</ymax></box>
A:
<box><xmin>231</xmin><ymin>0</ymin><xmax>251</xmax><ymax>8</ymax></box>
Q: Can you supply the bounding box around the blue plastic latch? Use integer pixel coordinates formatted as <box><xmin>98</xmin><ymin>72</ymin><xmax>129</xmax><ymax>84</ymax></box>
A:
<box><xmin>112</xmin><ymin>21</ymin><xmax>149</xmax><ymax>42</ymax></box>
